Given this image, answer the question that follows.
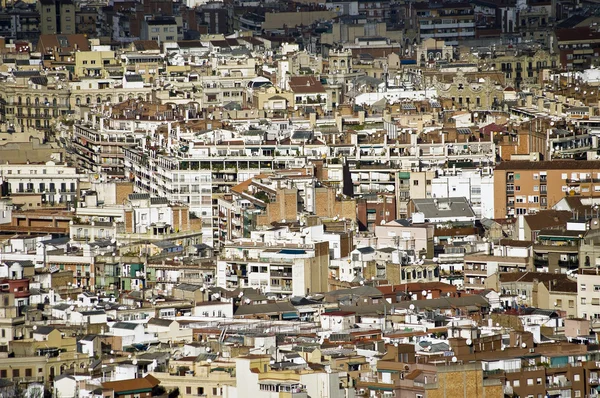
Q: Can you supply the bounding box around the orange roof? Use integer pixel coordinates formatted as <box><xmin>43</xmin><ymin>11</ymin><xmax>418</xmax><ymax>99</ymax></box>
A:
<box><xmin>231</xmin><ymin>174</ymin><xmax>269</xmax><ymax>194</ymax></box>
<box><xmin>102</xmin><ymin>374</ymin><xmax>160</xmax><ymax>393</ymax></box>
<box><xmin>404</xmin><ymin>369</ymin><xmax>423</xmax><ymax>380</ymax></box>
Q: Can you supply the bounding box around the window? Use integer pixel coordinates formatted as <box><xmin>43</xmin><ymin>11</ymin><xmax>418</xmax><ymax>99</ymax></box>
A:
<box><xmin>582</xmin><ymin>298</ymin><xmax>587</xmax><ymax>305</ymax></box>
<box><xmin>527</xmin><ymin>378</ymin><xmax>533</xmax><ymax>385</ymax></box>
<box><xmin>186</xmin><ymin>387</ymin><xmax>191</xmax><ymax>394</ymax></box>
<box><xmin>556</xmin><ymin>299</ymin><xmax>562</xmax><ymax>307</ymax></box>
<box><xmin>0</xmin><ymin>370</ymin><xmax>5</xmax><ymax>378</ymax></box>
<box><xmin>12</xmin><ymin>369</ymin><xmax>19</xmax><ymax>377</ymax></box>
<box><xmin>569</xmin><ymin>300</ymin><xmax>575</xmax><ymax>308</ymax></box>
<box><xmin>197</xmin><ymin>387</ymin><xmax>204</xmax><ymax>395</ymax></box>
<box><xmin>213</xmin><ymin>388</ymin><xmax>218</xmax><ymax>396</ymax></box>
<box><xmin>574</xmin><ymin>374</ymin><xmax>580</xmax><ymax>381</ymax></box>
<box><xmin>413</xmin><ymin>180</ymin><xmax>419</xmax><ymax>186</ymax></box>
<box><xmin>25</xmin><ymin>368</ymin><xmax>32</xmax><ymax>377</ymax></box>
<box><xmin>595</xmin><ymin>285</ymin><xmax>600</xmax><ymax>292</ymax></box>
<box><xmin>0</xmin><ymin>329</ymin><xmax>3</xmax><ymax>338</ymax></box>
<box><xmin>575</xmin><ymin>391</ymin><xmax>581</xmax><ymax>397</ymax></box>
<box><xmin>581</xmin><ymin>284</ymin><xmax>587</xmax><ymax>291</ymax></box>
<box><xmin>513</xmin><ymin>380</ymin><xmax>520</xmax><ymax>387</ymax></box>
<box><xmin>536</xmin><ymin>378</ymin><xmax>542</xmax><ymax>385</ymax></box>
<box><xmin>515</xmin><ymin>186</ymin><xmax>521</xmax><ymax>191</ymax></box>
<box><xmin>562</xmin><ymin>173</ymin><xmax>568</xmax><ymax>179</ymax></box>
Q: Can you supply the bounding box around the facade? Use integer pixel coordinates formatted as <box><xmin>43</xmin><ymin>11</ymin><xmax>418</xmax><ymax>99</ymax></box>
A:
<box><xmin>37</xmin><ymin>0</ymin><xmax>76</xmax><ymax>35</ymax></box>
<box><xmin>415</xmin><ymin>2</ymin><xmax>475</xmax><ymax>44</ymax></box>
<box><xmin>0</xmin><ymin>161</ymin><xmax>83</xmax><ymax>206</ymax></box>
<box><xmin>493</xmin><ymin>160</ymin><xmax>600</xmax><ymax>219</ymax></box>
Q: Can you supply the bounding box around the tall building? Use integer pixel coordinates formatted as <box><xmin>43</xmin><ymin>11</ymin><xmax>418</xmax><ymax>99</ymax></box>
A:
<box><xmin>493</xmin><ymin>160</ymin><xmax>600</xmax><ymax>219</ymax></box>
<box><xmin>37</xmin><ymin>0</ymin><xmax>76</xmax><ymax>35</ymax></box>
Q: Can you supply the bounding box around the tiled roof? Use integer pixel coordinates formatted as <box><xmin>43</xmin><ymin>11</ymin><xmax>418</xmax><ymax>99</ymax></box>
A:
<box><xmin>102</xmin><ymin>374</ymin><xmax>160</xmax><ymax>393</ymax></box>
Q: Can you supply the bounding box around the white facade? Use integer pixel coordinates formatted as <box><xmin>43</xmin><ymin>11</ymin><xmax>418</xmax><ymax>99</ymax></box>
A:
<box><xmin>431</xmin><ymin>169</ymin><xmax>494</xmax><ymax>219</ymax></box>
<box><xmin>0</xmin><ymin>161</ymin><xmax>84</xmax><ymax>206</ymax></box>
<box><xmin>320</xmin><ymin>312</ymin><xmax>356</xmax><ymax>332</ymax></box>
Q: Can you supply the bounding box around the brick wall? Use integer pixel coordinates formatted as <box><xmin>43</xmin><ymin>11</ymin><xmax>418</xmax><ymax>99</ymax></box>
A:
<box><xmin>115</xmin><ymin>182</ymin><xmax>134</xmax><ymax>205</ymax></box>
<box><xmin>257</xmin><ymin>188</ymin><xmax>298</xmax><ymax>226</ymax></box>
<box><xmin>124</xmin><ymin>210</ymin><xmax>134</xmax><ymax>233</ymax></box>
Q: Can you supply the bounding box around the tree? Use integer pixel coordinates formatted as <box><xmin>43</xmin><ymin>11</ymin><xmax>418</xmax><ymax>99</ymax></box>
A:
<box><xmin>168</xmin><ymin>387</ymin><xmax>180</xmax><ymax>398</ymax></box>
<box><xmin>152</xmin><ymin>385</ymin><xmax>167</xmax><ymax>396</ymax></box>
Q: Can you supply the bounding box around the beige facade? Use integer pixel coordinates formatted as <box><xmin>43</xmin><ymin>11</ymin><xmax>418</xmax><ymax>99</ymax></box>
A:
<box><xmin>262</xmin><ymin>11</ymin><xmax>337</xmax><ymax>30</ymax></box>
<box><xmin>0</xmin><ymin>77</ymin><xmax>70</xmax><ymax>134</ymax></box>
<box><xmin>435</xmin><ymin>70</ymin><xmax>504</xmax><ymax>110</ymax></box>
<box><xmin>535</xmin><ymin>281</ymin><xmax>577</xmax><ymax>319</ymax></box>
<box><xmin>74</xmin><ymin>50</ymin><xmax>119</xmax><ymax>79</ymax></box>
<box><xmin>38</xmin><ymin>0</ymin><xmax>75</xmax><ymax>35</ymax></box>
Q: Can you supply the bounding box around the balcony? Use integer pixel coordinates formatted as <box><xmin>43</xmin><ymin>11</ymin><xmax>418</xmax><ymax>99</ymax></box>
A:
<box><xmin>533</xmin><ymin>258</ymin><xmax>548</xmax><ymax>267</ymax></box>
<box><xmin>558</xmin><ymin>260</ymin><xmax>579</xmax><ymax>268</ymax></box>
<box><xmin>271</xmin><ymin>271</ymin><xmax>292</xmax><ymax>278</ymax></box>
<box><xmin>463</xmin><ymin>268</ymin><xmax>487</xmax><ymax>276</ymax></box>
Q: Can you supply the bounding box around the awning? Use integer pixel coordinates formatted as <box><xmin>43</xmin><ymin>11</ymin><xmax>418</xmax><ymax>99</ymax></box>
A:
<box><xmin>369</xmin><ymin>386</ymin><xmax>394</xmax><ymax>391</ymax></box>
<box><xmin>282</xmin><ymin>312</ymin><xmax>299</xmax><ymax>320</ymax></box>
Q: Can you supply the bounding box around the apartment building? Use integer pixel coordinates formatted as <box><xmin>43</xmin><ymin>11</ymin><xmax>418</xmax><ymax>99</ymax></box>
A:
<box><xmin>37</xmin><ymin>0</ymin><xmax>76</xmax><ymax>35</ymax></box>
<box><xmin>576</xmin><ymin>269</ymin><xmax>600</xmax><ymax>320</ymax></box>
<box><xmin>493</xmin><ymin>160</ymin><xmax>600</xmax><ymax>219</ymax></box>
<box><xmin>0</xmin><ymin>161</ymin><xmax>84</xmax><ymax>207</ymax></box>
<box><xmin>141</xmin><ymin>17</ymin><xmax>182</xmax><ymax>43</ymax></box>
<box><xmin>431</xmin><ymin>167</ymin><xmax>495</xmax><ymax>219</ymax></box>
<box><xmin>151</xmin><ymin>364</ymin><xmax>236</xmax><ymax>398</ymax></box>
<box><xmin>72</xmin><ymin>121</ymin><xmax>144</xmax><ymax>176</ymax></box>
<box><xmin>74</xmin><ymin>47</ymin><xmax>120</xmax><ymax>79</ymax></box>
<box><xmin>0</xmin><ymin>70</ymin><xmax>71</xmax><ymax>134</ymax></box>
<box><xmin>414</xmin><ymin>1</ymin><xmax>475</xmax><ymax>44</ymax></box>
<box><xmin>487</xmin><ymin>48</ymin><xmax>557</xmax><ymax>89</ymax></box>
<box><xmin>217</xmin><ymin>226</ymin><xmax>331</xmax><ymax>296</ymax></box>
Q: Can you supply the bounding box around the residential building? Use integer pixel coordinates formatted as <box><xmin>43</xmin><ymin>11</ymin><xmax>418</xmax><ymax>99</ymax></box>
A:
<box><xmin>493</xmin><ymin>160</ymin><xmax>600</xmax><ymax>219</ymax></box>
<box><xmin>0</xmin><ymin>161</ymin><xmax>83</xmax><ymax>207</ymax></box>
<box><xmin>37</xmin><ymin>0</ymin><xmax>76</xmax><ymax>35</ymax></box>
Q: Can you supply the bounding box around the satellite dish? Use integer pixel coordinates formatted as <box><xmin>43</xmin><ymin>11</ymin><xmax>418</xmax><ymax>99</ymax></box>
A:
<box><xmin>451</xmin><ymin>356</ymin><xmax>457</xmax><ymax>363</ymax></box>
<box><xmin>422</xmin><ymin>290</ymin><xmax>427</xmax><ymax>297</ymax></box>
<box><xmin>466</xmin><ymin>339</ymin><xmax>472</xmax><ymax>346</ymax></box>
<box><xmin>521</xmin><ymin>342</ymin><xmax>527</xmax><ymax>348</ymax></box>
<box><xmin>33</xmin><ymin>325</ymin><xmax>37</xmax><ymax>331</ymax></box>
<box><xmin>409</xmin><ymin>304</ymin><xmax>415</xmax><ymax>311</ymax></box>
<box><xmin>206</xmin><ymin>347</ymin><xmax>211</xmax><ymax>352</ymax></box>
<box><xmin>128</xmin><ymin>354</ymin><xmax>132</xmax><ymax>359</ymax></box>
<box><xmin>132</xmin><ymin>359</ymin><xmax>138</xmax><ymax>365</ymax></box>
<box><xmin>110</xmin><ymin>359</ymin><xmax>114</xmax><ymax>363</ymax></box>
<box><xmin>207</xmin><ymin>358</ymin><xmax>212</xmax><ymax>363</ymax></box>
<box><xmin>394</xmin><ymin>343</ymin><xmax>398</xmax><ymax>347</ymax></box>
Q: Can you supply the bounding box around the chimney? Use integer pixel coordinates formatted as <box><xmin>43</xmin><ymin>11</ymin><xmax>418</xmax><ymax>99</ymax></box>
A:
<box><xmin>526</xmin><ymin>95</ymin><xmax>533</xmax><ymax>108</ymax></box>
<box><xmin>537</xmin><ymin>97</ymin><xmax>544</xmax><ymax>112</ymax></box>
